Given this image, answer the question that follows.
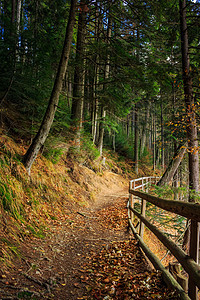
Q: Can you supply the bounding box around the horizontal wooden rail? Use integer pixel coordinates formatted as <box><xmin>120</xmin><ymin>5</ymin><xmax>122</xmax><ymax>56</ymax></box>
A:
<box><xmin>129</xmin><ymin>206</ymin><xmax>200</xmax><ymax>290</ymax></box>
<box><xmin>128</xmin><ymin>176</ymin><xmax>200</xmax><ymax>300</ymax></box>
<box><xmin>127</xmin><ymin>206</ymin><xmax>190</xmax><ymax>300</ymax></box>
<box><xmin>129</xmin><ymin>189</ymin><xmax>200</xmax><ymax>222</ymax></box>
<box><xmin>129</xmin><ymin>176</ymin><xmax>159</xmax><ymax>191</ymax></box>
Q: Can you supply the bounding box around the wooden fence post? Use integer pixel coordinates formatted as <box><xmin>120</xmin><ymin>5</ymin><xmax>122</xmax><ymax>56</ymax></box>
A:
<box><xmin>188</xmin><ymin>221</ymin><xmax>199</xmax><ymax>300</ymax></box>
<box><xmin>146</xmin><ymin>178</ymin><xmax>149</xmax><ymax>192</ymax></box>
<box><xmin>129</xmin><ymin>181</ymin><xmax>134</xmax><ymax>223</ymax></box>
<box><xmin>139</xmin><ymin>199</ymin><xmax>146</xmax><ymax>239</ymax></box>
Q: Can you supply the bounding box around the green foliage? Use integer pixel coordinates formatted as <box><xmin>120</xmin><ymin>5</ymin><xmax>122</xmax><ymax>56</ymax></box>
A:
<box><xmin>139</xmin><ymin>147</ymin><xmax>153</xmax><ymax>166</ymax></box>
<box><xmin>153</xmin><ymin>184</ymin><xmax>176</xmax><ymax>199</ymax></box>
<box><xmin>43</xmin><ymin>135</ymin><xmax>68</xmax><ymax>164</ymax></box>
<box><xmin>114</xmin><ymin>127</ymin><xmax>134</xmax><ymax>159</ymax></box>
<box><xmin>152</xmin><ymin>184</ymin><xmax>193</xmax><ymax>202</ymax></box>
<box><xmin>26</xmin><ymin>225</ymin><xmax>45</xmax><ymax>239</ymax></box>
<box><xmin>17</xmin><ymin>290</ymin><xmax>37</xmax><ymax>299</ymax></box>
<box><xmin>44</xmin><ymin>146</ymin><xmax>64</xmax><ymax>164</ymax></box>
<box><xmin>81</xmin><ymin>134</ymin><xmax>100</xmax><ymax>161</ymax></box>
<box><xmin>0</xmin><ymin>181</ymin><xmax>23</xmax><ymax>219</ymax></box>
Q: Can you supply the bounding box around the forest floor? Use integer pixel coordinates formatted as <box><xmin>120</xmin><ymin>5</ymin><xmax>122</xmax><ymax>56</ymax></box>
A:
<box><xmin>0</xmin><ymin>179</ymin><xmax>179</xmax><ymax>300</ymax></box>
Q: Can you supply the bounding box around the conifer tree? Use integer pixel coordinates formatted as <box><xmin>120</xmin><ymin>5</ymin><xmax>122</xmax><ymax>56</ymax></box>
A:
<box><xmin>23</xmin><ymin>0</ymin><xmax>77</xmax><ymax>174</ymax></box>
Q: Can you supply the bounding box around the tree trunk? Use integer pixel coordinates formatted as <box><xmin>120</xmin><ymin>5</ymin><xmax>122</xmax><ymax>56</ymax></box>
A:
<box><xmin>160</xmin><ymin>100</ymin><xmax>165</xmax><ymax>170</ymax></box>
<box><xmin>157</xmin><ymin>143</ymin><xmax>187</xmax><ymax>187</ymax></box>
<box><xmin>71</xmin><ymin>1</ymin><xmax>87</xmax><ymax>148</ymax></box>
<box><xmin>127</xmin><ymin>114</ymin><xmax>130</xmax><ymax>137</ymax></box>
<box><xmin>179</xmin><ymin>1</ymin><xmax>199</xmax><ymax>298</ymax></box>
<box><xmin>23</xmin><ymin>0</ymin><xmax>77</xmax><ymax>174</ymax></box>
<box><xmin>173</xmin><ymin>143</ymin><xmax>179</xmax><ymax>200</ymax></box>
<box><xmin>97</xmin><ymin>106</ymin><xmax>106</xmax><ymax>156</ymax></box>
<box><xmin>131</xmin><ymin>107</ymin><xmax>134</xmax><ymax>136</ymax></box>
<box><xmin>12</xmin><ymin>0</ymin><xmax>16</xmax><ymax>24</ymax></box>
<box><xmin>153</xmin><ymin>113</ymin><xmax>156</xmax><ymax>171</ymax></box>
<box><xmin>141</xmin><ymin>102</ymin><xmax>150</xmax><ymax>155</ymax></box>
<box><xmin>16</xmin><ymin>0</ymin><xmax>21</xmax><ymax>35</ymax></box>
<box><xmin>92</xmin><ymin>57</ymin><xmax>100</xmax><ymax>143</ymax></box>
<box><xmin>96</xmin><ymin>11</ymin><xmax>112</xmax><ymax>156</ymax></box>
<box><xmin>134</xmin><ymin>104</ymin><xmax>139</xmax><ymax>174</ymax></box>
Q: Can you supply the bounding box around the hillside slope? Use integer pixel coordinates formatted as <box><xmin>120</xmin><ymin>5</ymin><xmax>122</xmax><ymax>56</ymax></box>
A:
<box><xmin>0</xmin><ymin>134</ymin><xmax>134</xmax><ymax>271</ymax></box>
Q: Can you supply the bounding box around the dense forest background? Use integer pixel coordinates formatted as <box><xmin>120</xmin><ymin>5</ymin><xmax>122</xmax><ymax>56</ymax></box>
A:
<box><xmin>0</xmin><ymin>0</ymin><xmax>200</xmax><ymax>273</ymax></box>
<box><xmin>0</xmin><ymin>2</ymin><xmax>200</xmax><ymax>299</ymax></box>
<box><xmin>0</xmin><ymin>0</ymin><xmax>200</xmax><ymax>176</ymax></box>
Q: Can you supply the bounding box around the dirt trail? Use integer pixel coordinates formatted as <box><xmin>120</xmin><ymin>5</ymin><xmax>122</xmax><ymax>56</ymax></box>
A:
<box><xmin>0</xmin><ymin>182</ymin><xmax>178</xmax><ymax>299</ymax></box>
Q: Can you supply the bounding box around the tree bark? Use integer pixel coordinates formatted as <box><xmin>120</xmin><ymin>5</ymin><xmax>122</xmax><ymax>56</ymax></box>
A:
<box><xmin>97</xmin><ymin>10</ymin><xmax>112</xmax><ymax>156</ymax></box>
<box><xmin>71</xmin><ymin>1</ymin><xmax>87</xmax><ymax>136</ymax></box>
<box><xmin>12</xmin><ymin>0</ymin><xmax>16</xmax><ymax>24</ymax></box>
<box><xmin>23</xmin><ymin>0</ymin><xmax>77</xmax><ymax>174</ymax></box>
<box><xmin>97</xmin><ymin>106</ymin><xmax>106</xmax><ymax>156</ymax></box>
<box><xmin>16</xmin><ymin>0</ymin><xmax>21</xmax><ymax>35</ymax></box>
<box><xmin>91</xmin><ymin>4</ymin><xmax>101</xmax><ymax>144</ymax></box>
<box><xmin>161</xmin><ymin>99</ymin><xmax>165</xmax><ymax>170</ymax></box>
<box><xmin>179</xmin><ymin>1</ymin><xmax>199</xmax><ymax>298</ymax></box>
<box><xmin>141</xmin><ymin>102</ymin><xmax>150</xmax><ymax>155</ymax></box>
<box><xmin>134</xmin><ymin>104</ymin><xmax>139</xmax><ymax>175</ymax></box>
<box><xmin>153</xmin><ymin>113</ymin><xmax>156</xmax><ymax>171</ymax></box>
<box><xmin>157</xmin><ymin>143</ymin><xmax>187</xmax><ymax>187</ymax></box>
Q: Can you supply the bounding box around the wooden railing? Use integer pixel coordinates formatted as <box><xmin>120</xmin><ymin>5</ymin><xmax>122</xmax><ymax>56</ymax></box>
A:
<box><xmin>128</xmin><ymin>177</ymin><xmax>200</xmax><ymax>300</ymax></box>
<box><xmin>129</xmin><ymin>176</ymin><xmax>160</xmax><ymax>191</ymax></box>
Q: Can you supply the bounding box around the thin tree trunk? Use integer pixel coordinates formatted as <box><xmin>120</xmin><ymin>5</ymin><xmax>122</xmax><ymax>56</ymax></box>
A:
<box><xmin>113</xmin><ymin>131</ymin><xmax>115</xmax><ymax>152</ymax></box>
<box><xmin>23</xmin><ymin>0</ymin><xmax>77</xmax><ymax>174</ymax></box>
<box><xmin>67</xmin><ymin>72</ymin><xmax>72</xmax><ymax>109</ymax></box>
<box><xmin>179</xmin><ymin>1</ymin><xmax>199</xmax><ymax>298</ymax></box>
<box><xmin>131</xmin><ymin>107</ymin><xmax>134</xmax><ymax>136</ymax></box>
<box><xmin>153</xmin><ymin>114</ymin><xmax>156</xmax><ymax>171</ymax></box>
<box><xmin>16</xmin><ymin>0</ymin><xmax>21</xmax><ymax>35</ymax></box>
<box><xmin>127</xmin><ymin>114</ymin><xmax>130</xmax><ymax>137</ymax></box>
<box><xmin>92</xmin><ymin>1</ymin><xmax>101</xmax><ymax>143</ymax></box>
<box><xmin>160</xmin><ymin>99</ymin><xmax>165</xmax><ymax>169</ymax></box>
<box><xmin>97</xmin><ymin>106</ymin><xmax>106</xmax><ymax>156</ymax></box>
<box><xmin>173</xmin><ymin>143</ymin><xmax>179</xmax><ymax>200</ymax></box>
<box><xmin>12</xmin><ymin>0</ymin><xmax>16</xmax><ymax>24</ymax></box>
<box><xmin>97</xmin><ymin>11</ymin><xmax>112</xmax><ymax>156</ymax></box>
<box><xmin>134</xmin><ymin>104</ymin><xmax>139</xmax><ymax>174</ymax></box>
<box><xmin>141</xmin><ymin>102</ymin><xmax>150</xmax><ymax>155</ymax></box>
<box><xmin>92</xmin><ymin>60</ymin><xmax>99</xmax><ymax>143</ymax></box>
<box><xmin>71</xmin><ymin>1</ymin><xmax>87</xmax><ymax>148</ymax></box>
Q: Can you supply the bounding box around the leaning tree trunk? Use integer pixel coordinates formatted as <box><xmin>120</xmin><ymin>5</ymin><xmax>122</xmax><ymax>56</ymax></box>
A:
<box><xmin>157</xmin><ymin>143</ymin><xmax>187</xmax><ymax>187</ymax></box>
<box><xmin>23</xmin><ymin>0</ymin><xmax>77</xmax><ymax>174</ymax></box>
<box><xmin>179</xmin><ymin>1</ymin><xmax>199</xmax><ymax>299</ymax></box>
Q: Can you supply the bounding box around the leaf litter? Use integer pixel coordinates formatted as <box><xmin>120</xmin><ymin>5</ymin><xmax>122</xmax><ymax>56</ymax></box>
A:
<box><xmin>0</xmin><ymin>192</ymin><xmax>179</xmax><ymax>299</ymax></box>
<box><xmin>77</xmin><ymin>199</ymin><xmax>179</xmax><ymax>300</ymax></box>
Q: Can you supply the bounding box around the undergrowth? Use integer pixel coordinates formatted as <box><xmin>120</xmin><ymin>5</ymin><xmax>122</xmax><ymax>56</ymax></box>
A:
<box><xmin>153</xmin><ymin>184</ymin><xmax>189</xmax><ymax>202</ymax></box>
<box><xmin>0</xmin><ymin>134</ymin><xmax>135</xmax><ymax>270</ymax></box>
<box><xmin>0</xmin><ymin>135</ymin><xmax>76</xmax><ymax>269</ymax></box>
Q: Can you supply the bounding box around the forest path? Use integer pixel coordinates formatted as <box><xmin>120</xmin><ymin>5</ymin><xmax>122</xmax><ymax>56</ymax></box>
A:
<box><xmin>0</xmin><ymin>184</ymin><xmax>178</xmax><ymax>299</ymax></box>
